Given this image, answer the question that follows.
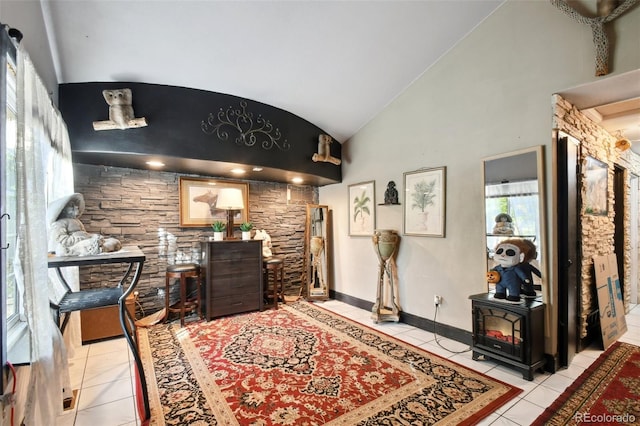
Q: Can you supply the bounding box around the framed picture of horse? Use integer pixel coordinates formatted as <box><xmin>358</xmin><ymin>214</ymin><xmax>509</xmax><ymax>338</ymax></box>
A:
<box><xmin>179</xmin><ymin>177</ymin><xmax>249</xmax><ymax>227</ymax></box>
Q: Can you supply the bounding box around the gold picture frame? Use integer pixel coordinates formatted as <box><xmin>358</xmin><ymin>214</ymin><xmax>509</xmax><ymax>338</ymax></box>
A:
<box><xmin>179</xmin><ymin>177</ymin><xmax>248</xmax><ymax>227</ymax></box>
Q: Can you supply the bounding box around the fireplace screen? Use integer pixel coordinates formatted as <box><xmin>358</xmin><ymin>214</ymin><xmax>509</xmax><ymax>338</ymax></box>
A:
<box><xmin>474</xmin><ymin>306</ymin><xmax>523</xmax><ymax>361</ymax></box>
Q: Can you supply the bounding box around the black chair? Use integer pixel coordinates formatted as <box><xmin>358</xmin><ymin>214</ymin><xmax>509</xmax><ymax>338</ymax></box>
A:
<box><xmin>50</xmin><ymin>263</ymin><xmax>133</xmax><ymax>333</ymax></box>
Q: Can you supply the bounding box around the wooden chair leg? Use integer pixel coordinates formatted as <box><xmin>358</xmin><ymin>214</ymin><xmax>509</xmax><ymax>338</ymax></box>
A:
<box><xmin>164</xmin><ymin>275</ymin><xmax>171</xmax><ymax>323</ymax></box>
<box><xmin>180</xmin><ymin>274</ymin><xmax>187</xmax><ymax>327</ymax></box>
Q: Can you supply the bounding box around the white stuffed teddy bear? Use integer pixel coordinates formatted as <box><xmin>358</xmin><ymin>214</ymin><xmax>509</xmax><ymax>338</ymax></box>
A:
<box><xmin>253</xmin><ymin>229</ymin><xmax>273</xmax><ymax>258</ymax></box>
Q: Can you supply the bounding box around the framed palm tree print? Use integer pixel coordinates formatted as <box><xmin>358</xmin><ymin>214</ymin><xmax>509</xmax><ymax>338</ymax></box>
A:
<box><xmin>403</xmin><ymin>167</ymin><xmax>446</xmax><ymax>237</ymax></box>
<box><xmin>348</xmin><ymin>181</ymin><xmax>375</xmax><ymax>236</ymax></box>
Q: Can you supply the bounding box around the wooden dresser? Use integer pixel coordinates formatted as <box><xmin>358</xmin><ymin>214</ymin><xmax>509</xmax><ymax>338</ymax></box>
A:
<box><xmin>200</xmin><ymin>239</ymin><xmax>263</xmax><ymax>319</ymax></box>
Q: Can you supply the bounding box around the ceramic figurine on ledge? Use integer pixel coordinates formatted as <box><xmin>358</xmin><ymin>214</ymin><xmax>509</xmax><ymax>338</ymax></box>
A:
<box><xmin>92</xmin><ymin>88</ymin><xmax>148</xmax><ymax>131</ymax></box>
<box><xmin>48</xmin><ymin>193</ymin><xmax>121</xmax><ymax>256</ymax></box>
<box><xmin>384</xmin><ymin>181</ymin><xmax>399</xmax><ymax>204</ymax></box>
<box><xmin>312</xmin><ymin>134</ymin><xmax>341</xmax><ymax>165</ymax></box>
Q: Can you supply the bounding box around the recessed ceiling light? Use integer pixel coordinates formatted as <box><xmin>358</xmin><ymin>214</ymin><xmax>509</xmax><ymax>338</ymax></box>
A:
<box><xmin>291</xmin><ymin>177</ymin><xmax>303</xmax><ymax>184</ymax></box>
<box><xmin>252</xmin><ymin>167</ymin><xmax>263</xmax><ymax>172</ymax></box>
<box><xmin>145</xmin><ymin>161</ymin><xmax>165</xmax><ymax>168</ymax></box>
<box><xmin>231</xmin><ymin>168</ymin><xmax>246</xmax><ymax>175</ymax></box>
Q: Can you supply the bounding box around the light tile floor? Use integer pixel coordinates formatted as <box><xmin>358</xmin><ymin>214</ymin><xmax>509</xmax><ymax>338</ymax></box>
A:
<box><xmin>55</xmin><ymin>301</ymin><xmax>640</xmax><ymax>426</ymax></box>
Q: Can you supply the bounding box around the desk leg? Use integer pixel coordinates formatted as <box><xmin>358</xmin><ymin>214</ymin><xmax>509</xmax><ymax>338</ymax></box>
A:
<box><xmin>119</xmin><ymin>260</ymin><xmax>150</xmax><ymax>422</ymax></box>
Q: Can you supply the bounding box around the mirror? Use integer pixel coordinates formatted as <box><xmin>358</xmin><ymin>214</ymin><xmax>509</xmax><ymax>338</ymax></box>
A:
<box><xmin>482</xmin><ymin>146</ymin><xmax>546</xmax><ymax>298</ymax></box>
<box><xmin>304</xmin><ymin>204</ymin><xmax>331</xmax><ymax>301</ymax></box>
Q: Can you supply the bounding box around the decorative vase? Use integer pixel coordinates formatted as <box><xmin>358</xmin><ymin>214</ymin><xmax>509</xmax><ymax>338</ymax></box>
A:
<box><xmin>242</xmin><ymin>231</ymin><xmax>251</xmax><ymax>240</ymax></box>
<box><xmin>213</xmin><ymin>232</ymin><xmax>224</xmax><ymax>241</ymax></box>
<box><xmin>371</xmin><ymin>229</ymin><xmax>400</xmax><ymax>323</ymax></box>
<box><xmin>372</xmin><ymin>229</ymin><xmax>399</xmax><ymax>262</ymax></box>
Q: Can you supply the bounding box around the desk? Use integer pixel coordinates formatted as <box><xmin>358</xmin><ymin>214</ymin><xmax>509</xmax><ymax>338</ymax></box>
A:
<box><xmin>48</xmin><ymin>245</ymin><xmax>149</xmax><ymax>420</ymax></box>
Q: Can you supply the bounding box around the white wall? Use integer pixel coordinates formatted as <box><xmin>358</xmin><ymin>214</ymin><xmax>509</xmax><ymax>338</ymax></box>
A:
<box><xmin>320</xmin><ymin>2</ymin><xmax>640</xmax><ymax>335</ymax></box>
<box><xmin>0</xmin><ymin>0</ymin><xmax>58</xmax><ymax>99</ymax></box>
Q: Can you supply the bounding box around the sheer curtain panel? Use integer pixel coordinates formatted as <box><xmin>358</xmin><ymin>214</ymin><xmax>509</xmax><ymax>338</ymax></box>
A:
<box><xmin>14</xmin><ymin>44</ymin><xmax>73</xmax><ymax>424</ymax></box>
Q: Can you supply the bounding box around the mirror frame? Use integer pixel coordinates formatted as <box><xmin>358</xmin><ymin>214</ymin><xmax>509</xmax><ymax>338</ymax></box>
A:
<box><xmin>482</xmin><ymin>145</ymin><xmax>547</xmax><ymax>299</ymax></box>
<box><xmin>304</xmin><ymin>204</ymin><xmax>331</xmax><ymax>301</ymax></box>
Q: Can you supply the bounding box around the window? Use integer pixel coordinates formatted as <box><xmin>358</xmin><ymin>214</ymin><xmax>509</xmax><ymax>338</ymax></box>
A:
<box><xmin>2</xmin><ymin>29</ymin><xmax>24</xmax><ymax>387</ymax></box>
<box><xmin>4</xmin><ymin>51</ymin><xmax>18</xmax><ymax>327</ymax></box>
<box><xmin>485</xmin><ymin>180</ymin><xmax>541</xmax><ymax>260</ymax></box>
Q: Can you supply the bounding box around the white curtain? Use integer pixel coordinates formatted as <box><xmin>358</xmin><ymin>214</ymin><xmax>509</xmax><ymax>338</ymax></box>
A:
<box><xmin>13</xmin><ymin>44</ymin><xmax>73</xmax><ymax>424</ymax></box>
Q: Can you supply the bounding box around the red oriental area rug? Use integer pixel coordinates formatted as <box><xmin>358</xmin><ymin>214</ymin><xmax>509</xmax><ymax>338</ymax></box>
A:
<box><xmin>139</xmin><ymin>301</ymin><xmax>521</xmax><ymax>425</ymax></box>
<box><xmin>533</xmin><ymin>341</ymin><xmax>640</xmax><ymax>425</ymax></box>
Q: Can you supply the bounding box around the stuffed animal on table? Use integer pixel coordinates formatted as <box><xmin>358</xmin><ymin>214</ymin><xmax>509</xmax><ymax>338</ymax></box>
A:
<box><xmin>488</xmin><ymin>238</ymin><xmax>529</xmax><ymax>302</ymax></box>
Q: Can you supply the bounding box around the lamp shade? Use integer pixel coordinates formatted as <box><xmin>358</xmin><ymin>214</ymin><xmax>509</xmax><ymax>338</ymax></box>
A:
<box><xmin>615</xmin><ymin>137</ymin><xmax>631</xmax><ymax>151</ymax></box>
<box><xmin>216</xmin><ymin>188</ymin><xmax>244</xmax><ymax>210</ymax></box>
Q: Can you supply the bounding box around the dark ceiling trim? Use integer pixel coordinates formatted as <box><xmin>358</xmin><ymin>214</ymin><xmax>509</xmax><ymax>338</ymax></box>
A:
<box><xmin>59</xmin><ymin>82</ymin><xmax>341</xmax><ymax>186</ymax></box>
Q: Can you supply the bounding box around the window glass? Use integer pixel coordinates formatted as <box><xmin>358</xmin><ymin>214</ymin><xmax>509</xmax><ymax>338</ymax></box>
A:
<box><xmin>5</xmin><ymin>55</ymin><xmax>18</xmax><ymax>325</ymax></box>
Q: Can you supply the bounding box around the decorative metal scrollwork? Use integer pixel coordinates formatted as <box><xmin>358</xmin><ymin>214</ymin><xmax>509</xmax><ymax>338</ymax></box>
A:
<box><xmin>201</xmin><ymin>100</ymin><xmax>290</xmax><ymax>151</ymax></box>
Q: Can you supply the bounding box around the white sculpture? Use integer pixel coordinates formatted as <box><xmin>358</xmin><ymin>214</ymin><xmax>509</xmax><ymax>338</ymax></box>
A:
<box><xmin>312</xmin><ymin>134</ymin><xmax>341</xmax><ymax>165</ymax></box>
<box><xmin>253</xmin><ymin>229</ymin><xmax>273</xmax><ymax>258</ymax></box>
<box><xmin>93</xmin><ymin>88</ymin><xmax>148</xmax><ymax>131</ymax></box>
<box><xmin>48</xmin><ymin>193</ymin><xmax>122</xmax><ymax>256</ymax></box>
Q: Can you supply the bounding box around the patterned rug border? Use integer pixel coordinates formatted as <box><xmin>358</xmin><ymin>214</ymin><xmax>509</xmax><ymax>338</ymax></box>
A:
<box><xmin>532</xmin><ymin>341</ymin><xmax>640</xmax><ymax>425</ymax></box>
<box><xmin>139</xmin><ymin>300</ymin><xmax>523</xmax><ymax>425</ymax></box>
<box><xmin>307</xmin><ymin>301</ymin><xmax>524</xmax><ymax>395</ymax></box>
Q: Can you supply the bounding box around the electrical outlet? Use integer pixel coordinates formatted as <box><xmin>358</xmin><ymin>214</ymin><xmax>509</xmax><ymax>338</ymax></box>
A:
<box><xmin>434</xmin><ymin>295</ymin><xmax>442</xmax><ymax>306</ymax></box>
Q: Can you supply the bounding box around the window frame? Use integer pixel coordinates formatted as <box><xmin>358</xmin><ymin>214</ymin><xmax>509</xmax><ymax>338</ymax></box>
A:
<box><xmin>1</xmin><ymin>28</ymin><xmax>29</xmax><ymax>391</ymax></box>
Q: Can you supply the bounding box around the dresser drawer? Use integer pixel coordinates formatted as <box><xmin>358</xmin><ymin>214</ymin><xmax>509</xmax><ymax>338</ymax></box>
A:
<box><xmin>208</xmin><ymin>244</ymin><xmax>260</xmax><ymax>261</ymax></box>
<box><xmin>207</xmin><ymin>292</ymin><xmax>261</xmax><ymax>319</ymax></box>
<box><xmin>208</xmin><ymin>260</ymin><xmax>261</xmax><ymax>279</ymax></box>
<box><xmin>208</xmin><ymin>277</ymin><xmax>259</xmax><ymax>297</ymax></box>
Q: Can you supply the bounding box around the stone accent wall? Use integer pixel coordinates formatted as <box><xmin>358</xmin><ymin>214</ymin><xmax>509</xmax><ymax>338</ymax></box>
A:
<box><xmin>553</xmin><ymin>95</ymin><xmax>640</xmax><ymax>338</ymax></box>
<box><xmin>73</xmin><ymin>164</ymin><xmax>318</xmax><ymax>317</ymax></box>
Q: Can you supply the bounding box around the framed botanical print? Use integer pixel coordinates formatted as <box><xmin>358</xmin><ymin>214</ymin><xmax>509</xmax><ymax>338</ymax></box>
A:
<box><xmin>348</xmin><ymin>181</ymin><xmax>375</xmax><ymax>236</ymax></box>
<box><xmin>179</xmin><ymin>177</ymin><xmax>248</xmax><ymax>227</ymax></box>
<box><xmin>403</xmin><ymin>167</ymin><xmax>446</xmax><ymax>237</ymax></box>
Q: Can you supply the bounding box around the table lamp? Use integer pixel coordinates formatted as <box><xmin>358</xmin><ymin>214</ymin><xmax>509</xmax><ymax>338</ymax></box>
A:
<box><xmin>216</xmin><ymin>188</ymin><xmax>245</xmax><ymax>239</ymax></box>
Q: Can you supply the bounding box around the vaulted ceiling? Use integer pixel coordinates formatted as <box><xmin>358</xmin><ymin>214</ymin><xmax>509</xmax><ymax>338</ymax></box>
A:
<box><xmin>10</xmin><ymin>1</ymin><xmax>639</xmax><ymax>153</ymax></box>
<box><xmin>39</xmin><ymin>0</ymin><xmax>505</xmax><ymax>143</ymax></box>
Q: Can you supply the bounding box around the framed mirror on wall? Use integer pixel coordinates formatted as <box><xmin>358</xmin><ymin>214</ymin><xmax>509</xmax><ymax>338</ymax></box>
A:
<box><xmin>482</xmin><ymin>146</ymin><xmax>547</xmax><ymax>300</ymax></box>
<box><xmin>304</xmin><ymin>204</ymin><xmax>331</xmax><ymax>301</ymax></box>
